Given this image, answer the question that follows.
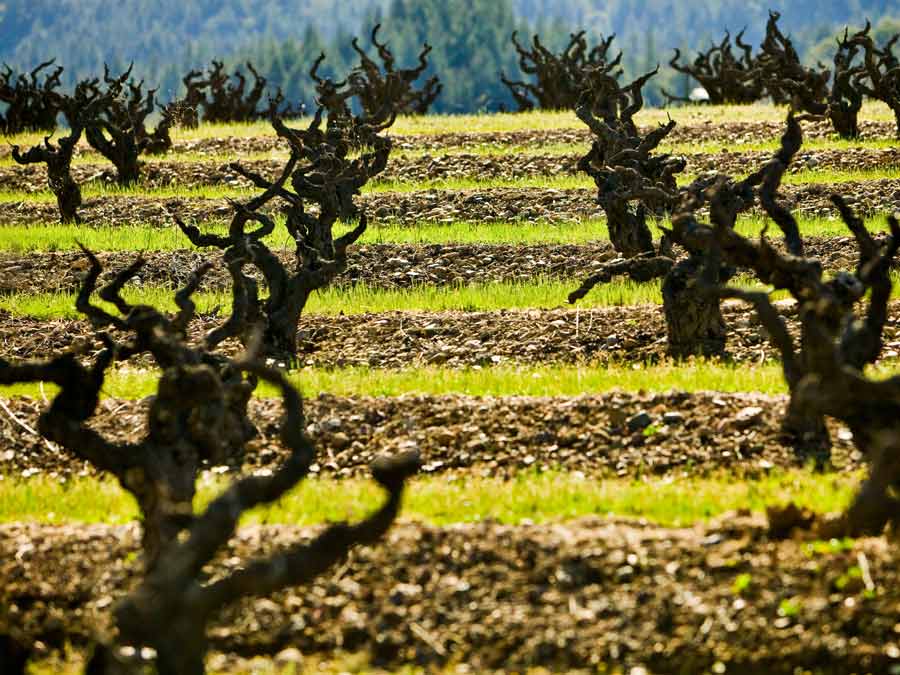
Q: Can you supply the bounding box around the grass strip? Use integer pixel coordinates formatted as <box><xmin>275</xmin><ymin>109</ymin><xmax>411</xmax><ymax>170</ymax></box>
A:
<box><xmin>0</xmin><ymin>219</ymin><xmax>616</xmax><ymax>251</ymax></box>
<box><xmin>9</xmin><ymin>253</ymin><xmax>894</xmax><ymax>315</ymax></box>
<box><xmin>3</xmin><ymin>165</ymin><xmax>900</xmax><ymax>203</ymax></box>
<box><xmin>0</xmin><ymin>362</ymin><xmax>795</xmax><ymax>400</ymax></box>
<box><xmin>0</xmin><ymin>214</ymin><xmax>893</xmax><ymax>253</ymax></box>
<box><xmin>373</xmin><ymin>166</ymin><xmax>900</xmax><ymax>191</ymax></box>
<box><xmin>0</xmin><ymin>149</ymin><xmax>289</xmax><ymax>168</ymax></box>
<box><xmin>0</xmin><ymin>182</ymin><xmax>256</xmax><ymax>203</ymax></box>
<box><xmin>0</xmin><ymin>276</ymin><xmax>675</xmax><ymax>317</ymax></box>
<box><xmin>0</xmin><ymin>220</ymin><xmax>295</xmax><ymax>253</ymax></box>
<box><xmin>8</xmin><ymin>360</ymin><xmax>900</xmax><ymax>400</ymax></box>
<box><xmin>0</xmin><ymin>469</ymin><xmax>859</xmax><ymax>528</ymax></box>
<box><xmin>0</xmin><ymin>271</ymin><xmax>813</xmax><ymax>317</ymax></box>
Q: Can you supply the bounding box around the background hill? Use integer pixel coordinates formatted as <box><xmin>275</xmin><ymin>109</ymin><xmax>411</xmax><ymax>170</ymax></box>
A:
<box><xmin>2</xmin><ymin>0</ymin><xmax>898</xmax><ymax>112</ymax></box>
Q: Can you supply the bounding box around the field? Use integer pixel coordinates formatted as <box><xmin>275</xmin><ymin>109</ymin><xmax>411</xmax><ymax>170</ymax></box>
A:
<box><xmin>3</xmin><ymin>102</ymin><xmax>900</xmax><ymax>674</ymax></box>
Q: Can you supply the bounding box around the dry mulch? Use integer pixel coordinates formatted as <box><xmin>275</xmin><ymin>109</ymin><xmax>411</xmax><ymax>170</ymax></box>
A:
<box><xmin>0</xmin><ymin>390</ymin><xmax>863</xmax><ymax>480</ymax></box>
<box><xmin>2</xmin><ymin>516</ymin><xmax>899</xmax><ymax>673</ymax></box>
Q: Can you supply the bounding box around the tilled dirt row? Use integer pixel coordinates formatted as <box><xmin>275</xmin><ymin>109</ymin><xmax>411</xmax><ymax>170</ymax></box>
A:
<box><xmin>0</xmin><ymin>235</ymin><xmax>883</xmax><ymax>295</ymax></box>
<box><xmin>0</xmin><ymin>391</ymin><xmax>863</xmax><ymax>480</ymax></box>
<box><xmin>2</xmin><ymin>178</ymin><xmax>898</xmax><ymax>226</ymax></box>
<box><xmin>2</xmin><ymin>117</ymin><xmax>893</xmax><ymax>161</ymax></box>
<box><xmin>3</xmin><ymin>146</ymin><xmax>897</xmax><ymax>193</ymax></box>
<box><xmin>1</xmin><ymin>154</ymin><xmax>574</xmax><ymax>193</ymax></box>
<box><xmin>363</xmin><ymin>180</ymin><xmax>899</xmax><ymax>223</ymax></box>
<box><xmin>0</xmin><ymin>243</ymin><xmax>608</xmax><ymax>295</ymax></box>
<box><xmin>4</xmin><ymin>301</ymin><xmax>900</xmax><ymax>370</ymax></box>
<box><xmin>382</xmin><ymin>118</ymin><xmax>899</xmax><ymax>150</ymax></box>
<box><xmin>3</xmin><ymin>517</ymin><xmax>898</xmax><ymax>673</ymax></box>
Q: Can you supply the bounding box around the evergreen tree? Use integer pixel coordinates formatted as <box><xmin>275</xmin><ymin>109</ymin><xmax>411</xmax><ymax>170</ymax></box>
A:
<box><xmin>2</xmin><ymin>0</ymin><xmax>900</xmax><ymax>113</ymax></box>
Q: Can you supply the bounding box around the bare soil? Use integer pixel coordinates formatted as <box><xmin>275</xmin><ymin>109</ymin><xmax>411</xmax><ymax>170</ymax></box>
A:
<box><xmin>3</xmin><ymin>517</ymin><xmax>899</xmax><ymax>673</ymax></box>
<box><xmin>0</xmin><ymin>242</ymin><xmax>621</xmax><ymax>295</ymax></box>
<box><xmin>376</xmin><ymin>118</ymin><xmax>898</xmax><ymax>151</ymax></box>
<box><xmin>0</xmin><ymin>389</ymin><xmax>865</xmax><ymax>481</ymax></box>
<box><xmin>3</xmin><ymin>117</ymin><xmax>893</xmax><ymax>160</ymax></box>
<box><xmin>2</xmin><ymin>175</ymin><xmax>898</xmax><ymax>226</ymax></box>
<box><xmin>0</xmin><ymin>235</ymin><xmax>885</xmax><ymax>295</ymax></box>
<box><xmin>3</xmin><ymin>299</ymin><xmax>900</xmax><ymax>370</ymax></box>
<box><xmin>359</xmin><ymin>181</ymin><xmax>900</xmax><ymax>223</ymax></box>
<box><xmin>3</xmin><ymin>146</ymin><xmax>899</xmax><ymax>193</ymax></box>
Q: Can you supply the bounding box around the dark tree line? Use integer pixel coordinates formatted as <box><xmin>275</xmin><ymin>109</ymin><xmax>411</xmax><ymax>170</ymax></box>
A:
<box><xmin>6</xmin><ymin>2</ymin><xmax>900</xmax><ymax>117</ymax></box>
<box><xmin>0</xmin><ymin>60</ymin><xmax>62</xmax><ymax>134</ymax></box>
<box><xmin>6</xmin><ymin>0</ymin><xmax>898</xmax><ymax>113</ymax></box>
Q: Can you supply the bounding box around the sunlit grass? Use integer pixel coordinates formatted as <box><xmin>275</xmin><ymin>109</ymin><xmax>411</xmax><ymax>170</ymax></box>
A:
<box><xmin>30</xmin><ymin>652</ymin><xmax>579</xmax><ymax>675</ymax></box>
<box><xmin>3</xmin><ymin>247</ymin><xmax>897</xmax><ymax>316</ymax></box>
<box><xmin>0</xmin><ymin>469</ymin><xmax>860</xmax><ymax>528</ymax></box>
<box><xmin>6</xmin><ymin>349</ymin><xmax>900</xmax><ymax>402</ymax></box>
<box><xmin>0</xmin><ymin>270</ymin><xmax>808</xmax><ymax>317</ymax></box>
<box><xmin>0</xmin><ymin>111</ymin><xmax>585</xmax><ymax>148</ymax></box>
<box><xmin>0</xmin><ymin>361</ymin><xmax>799</xmax><ymax>400</ymax></box>
<box><xmin>368</xmin><ymin>174</ymin><xmax>591</xmax><ymax>192</ymax></box>
<box><xmin>0</xmin><ymin>220</ymin><xmax>297</xmax><ymax>253</ymax></box>
<box><xmin>0</xmin><ymin>213</ymin><xmax>892</xmax><ymax>253</ymax></box>
<box><xmin>780</xmin><ymin>166</ymin><xmax>900</xmax><ymax>185</ymax></box>
<box><xmin>376</xmin><ymin>166</ymin><xmax>900</xmax><ymax>191</ymax></box>
<box><xmin>0</xmin><ymin>173</ymin><xmax>591</xmax><ymax>202</ymax></box>
<box><xmin>16</xmin><ymin>357</ymin><xmax>900</xmax><ymax>400</ymax></box>
<box><xmin>0</xmin><ymin>276</ymin><xmax>662</xmax><ymax>317</ymax></box>
<box><xmin>0</xmin><ymin>182</ymin><xmax>256</xmax><ymax>203</ymax></box>
<box><xmin>0</xmin><ymin>222</ymin><xmax>232</xmax><ymax>252</ymax></box>
<box><xmin>645</xmin><ymin>100</ymin><xmax>896</xmax><ymax>124</ymax></box>
<box><xmin>3</xmin><ymin>164</ymin><xmax>900</xmax><ymax>204</ymax></box>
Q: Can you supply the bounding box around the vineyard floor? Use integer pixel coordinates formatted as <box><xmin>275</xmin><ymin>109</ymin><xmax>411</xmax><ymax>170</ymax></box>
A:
<box><xmin>2</xmin><ymin>103</ymin><xmax>899</xmax><ymax>673</ymax></box>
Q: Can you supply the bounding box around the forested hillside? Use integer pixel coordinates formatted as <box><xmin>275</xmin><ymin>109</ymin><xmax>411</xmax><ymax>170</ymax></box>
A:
<box><xmin>2</xmin><ymin>0</ymin><xmax>898</xmax><ymax>112</ymax></box>
<box><xmin>0</xmin><ymin>0</ymin><xmax>390</xmax><ymax>98</ymax></box>
<box><xmin>514</xmin><ymin>0</ymin><xmax>894</xmax><ymax>43</ymax></box>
